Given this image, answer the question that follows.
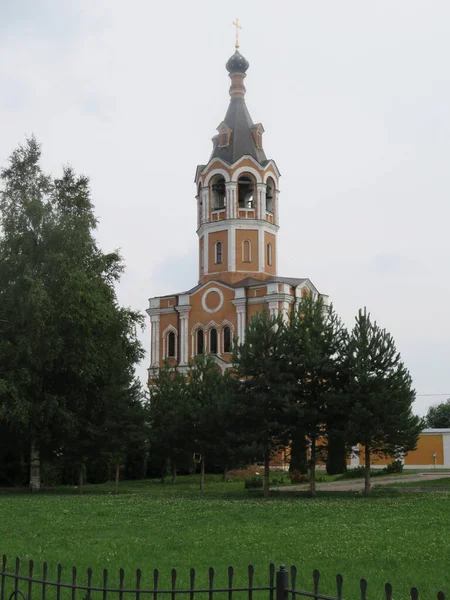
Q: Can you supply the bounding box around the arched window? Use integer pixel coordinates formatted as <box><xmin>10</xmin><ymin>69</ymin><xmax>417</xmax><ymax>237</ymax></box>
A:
<box><xmin>211</xmin><ymin>175</ymin><xmax>226</xmax><ymax>210</ymax></box>
<box><xmin>266</xmin><ymin>178</ymin><xmax>275</xmax><ymax>213</ymax></box>
<box><xmin>238</xmin><ymin>175</ymin><xmax>254</xmax><ymax>209</ymax></box>
<box><xmin>223</xmin><ymin>327</ymin><xmax>232</xmax><ymax>353</ymax></box>
<box><xmin>267</xmin><ymin>243</ymin><xmax>272</xmax><ymax>266</ymax></box>
<box><xmin>167</xmin><ymin>332</ymin><xmax>176</xmax><ymax>358</ymax></box>
<box><xmin>242</xmin><ymin>239</ymin><xmax>251</xmax><ymax>262</ymax></box>
<box><xmin>196</xmin><ymin>329</ymin><xmax>204</xmax><ymax>355</ymax></box>
<box><xmin>215</xmin><ymin>241</ymin><xmax>223</xmax><ymax>264</ymax></box>
<box><xmin>210</xmin><ymin>328</ymin><xmax>218</xmax><ymax>354</ymax></box>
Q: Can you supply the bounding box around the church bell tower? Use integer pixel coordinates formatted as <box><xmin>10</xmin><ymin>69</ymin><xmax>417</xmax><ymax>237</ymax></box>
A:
<box><xmin>147</xmin><ymin>28</ymin><xmax>326</xmax><ymax>376</ymax></box>
<box><xmin>195</xmin><ymin>38</ymin><xmax>280</xmax><ymax>286</ymax></box>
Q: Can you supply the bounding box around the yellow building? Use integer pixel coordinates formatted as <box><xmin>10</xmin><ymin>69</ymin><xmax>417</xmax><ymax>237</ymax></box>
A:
<box><xmin>345</xmin><ymin>429</ymin><xmax>450</xmax><ymax>469</ymax></box>
<box><xmin>147</xmin><ymin>45</ymin><xmax>326</xmax><ymax>377</ymax></box>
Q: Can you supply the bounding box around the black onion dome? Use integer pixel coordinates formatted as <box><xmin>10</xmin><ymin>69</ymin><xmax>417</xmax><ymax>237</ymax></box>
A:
<box><xmin>226</xmin><ymin>50</ymin><xmax>249</xmax><ymax>74</ymax></box>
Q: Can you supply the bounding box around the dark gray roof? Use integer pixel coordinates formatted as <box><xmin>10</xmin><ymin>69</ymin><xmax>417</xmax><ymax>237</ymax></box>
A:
<box><xmin>209</xmin><ymin>98</ymin><xmax>267</xmax><ymax>165</ymax></box>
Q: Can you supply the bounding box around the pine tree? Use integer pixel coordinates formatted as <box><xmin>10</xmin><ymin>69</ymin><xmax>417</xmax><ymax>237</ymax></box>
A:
<box><xmin>148</xmin><ymin>362</ymin><xmax>191</xmax><ymax>484</ymax></box>
<box><xmin>283</xmin><ymin>295</ymin><xmax>347</xmax><ymax>496</ymax></box>
<box><xmin>345</xmin><ymin>308</ymin><xmax>423</xmax><ymax>496</ymax></box>
<box><xmin>232</xmin><ymin>308</ymin><xmax>289</xmax><ymax>498</ymax></box>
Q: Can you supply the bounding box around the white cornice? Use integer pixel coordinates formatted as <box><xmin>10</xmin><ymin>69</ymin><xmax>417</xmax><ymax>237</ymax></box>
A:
<box><xmin>197</xmin><ymin>219</ymin><xmax>279</xmax><ymax>237</ymax></box>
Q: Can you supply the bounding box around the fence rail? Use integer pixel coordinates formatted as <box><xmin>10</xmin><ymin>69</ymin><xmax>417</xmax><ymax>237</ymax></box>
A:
<box><xmin>0</xmin><ymin>556</ymin><xmax>445</xmax><ymax>600</ymax></box>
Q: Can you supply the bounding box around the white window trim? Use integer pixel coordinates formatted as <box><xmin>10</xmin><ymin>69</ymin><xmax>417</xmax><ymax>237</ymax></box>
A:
<box><xmin>209</xmin><ymin>327</ymin><xmax>219</xmax><ymax>355</ymax></box>
<box><xmin>221</xmin><ymin>320</ymin><xmax>235</xmax><ymax>354</ymax></box>
<box><xmin>162</xmin><ymin>325</ymin><xmax>178</xmax><ymax>360</ymax></box>
<box><xmin>215</xmin><ymin>241</ymin><xmax>223</xmax><ymax>264</ymax></box>
<box><xmin>242</xmin><ymin>239</ymin><xmax>252</xmax><ymax>263</ymax></box>
<box><xmin>267</xmin><ymin>242</ymin><xmax>273</xmax><ymax>266</ymax></box>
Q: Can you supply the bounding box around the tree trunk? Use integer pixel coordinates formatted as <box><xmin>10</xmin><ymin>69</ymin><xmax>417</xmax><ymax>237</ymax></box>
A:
<box><xmin>171</xmin><ymin>461</ymin><xmax>177</xmax><ymax>485</ymax></box>
<box><xmin>200</xmin><ymin>455</ymin><xmax>205</xmax><ymax>492</ymax></box>
<box><xmin>78</xmin><ymin>465</ymin><xmax>83</xmax><ymax>494</ymax></box>
<box><xmin>264</xmin><ymin>454</ymin><xmax>270</xmax><ymax>498</ymax></box>
<box><xmin>29</xmin><ymin>437</ymin><xmax>40</xmax><ymax>493</ymax></box>
<box><xmin>309</xmin><ymin>435</ymin><xmax>316</xmax><ymax>498</ymax></box>
<box><xmin>114</xmin><ymin>462</ymin><xmax>120</xmax><ymax>495</ymax></box>
<box><xmin>364</xmin><ymin>445</ymin><xmax>371</xmax><ymax>496</ymax></box>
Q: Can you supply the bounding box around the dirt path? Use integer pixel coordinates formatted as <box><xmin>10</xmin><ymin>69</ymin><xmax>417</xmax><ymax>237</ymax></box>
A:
<box><xmin>274</xmin><ymin>471</ymin><xmax>450</xmax><ymax>493</ymax></box>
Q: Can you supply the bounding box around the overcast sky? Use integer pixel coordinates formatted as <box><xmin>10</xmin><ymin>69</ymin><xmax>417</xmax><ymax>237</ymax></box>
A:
<box><xmin>1</xmin><ymin>1</ymin><xmax>449</xmax><ymax>416</ymax></box>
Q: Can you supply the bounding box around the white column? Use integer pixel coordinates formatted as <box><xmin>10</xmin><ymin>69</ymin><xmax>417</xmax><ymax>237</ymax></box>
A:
<box><xmin>268</xmin><ymin>300</ymin><xmax>278</xmax><ymax>317</ymax></box>
<box><xmin>177</xmin><ymin>308</ymin><xmax>190</xmax><ymax>365</ymax></box>
<box><xmin>150</xmin><ymin>315</ymin><xmax>160</xmax><ymax>366</ymax></box>
<box><xmin>229</xmin><ymin>225</ymin><xmax>236</xmax><ymax>272</ymax></box>
<box><xmin>204</xmin><ymin>232</ymin><xmax>209</xmax><ymax>275</ymax></box>
<box><xmin>257</xmin><ymin>183</ymin><xmax>266</xmax><ymax>221</ymax></box>
<box><xmin>226</xmin><ymin>182</ymin><xmax>237</xmax><ymax>219</ymax></box>
<box><xmin>274</xmin><ymin>190</ymin><xmax>280</xmax><ymax>226</ymax></box>
<box><xmin>258</xmin><ymin>226</ymin><xmax>265</xmax><ymax>272</ymax></box>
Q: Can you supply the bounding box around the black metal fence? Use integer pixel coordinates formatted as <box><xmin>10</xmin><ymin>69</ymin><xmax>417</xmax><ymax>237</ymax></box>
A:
<box><xmin>0</xmin><ymin>555</ymin><xmax>445</xmax><ymax>600</ymax></box>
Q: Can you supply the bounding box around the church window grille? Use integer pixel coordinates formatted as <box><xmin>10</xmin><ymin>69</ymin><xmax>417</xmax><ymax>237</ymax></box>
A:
<box><xmin>209</xmin><ymin>328</ymin><xmax>218</xmax><ymax>354</ymax></box>
<box><xmin>196</xmin><ymin>329</ymin><xmax>204</xmax><ymax>355</ymax></box>
<box><xmin>167</xmin><ymin>332</ymin><xmax>176</xmax><ymax>358</ymax></box>
<box><xmin>215</xmin><ymin>241</ymin><xmax>223</xmax><ymax>264</ymax></box>
<box><xmin>211</xmin><ymin>176</ymin><xmax>226</xmax><ymax>210</ymax></box>
<box><xmin>267</xmin><ymin>243</ymin><xmax>272</xmax><ymax>266</ymax></box>
<box><xmin>238</xmin><ymin>175</ymin><xmax>254</xmax><ymax>209</ymax></box>
<box><xmin>242</xmin><ymin>239</ymin><xmax>251</xmax><ymax>262</ymax></box>
<box><xmin>223</xmin><ymin>326</ymin><xmax>232</xmax><ymax>353</ymax></box>
<box><xmin>266</xmin><ymin>178</ymin><xmax>274</xmax><ymax>213</ymax></box>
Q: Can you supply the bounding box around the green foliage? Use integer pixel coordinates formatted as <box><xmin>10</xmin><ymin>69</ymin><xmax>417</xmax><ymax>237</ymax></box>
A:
<box><xmin>425</xmin><ymin>399</ymin><xmax>450</xmax><ymax>428</ymax></box>
<box><xmin>0</xmin><ymin>138</ymin><xmax>145</xmax><ymax>490</ymax></box>
<box><xmin>384</xmin><ymin>459</ymin><xmax>404</xmax><ymax>474</ymax></box>
<box><xmin>344</xmin><ymin>308</ymin><xmax>423</xmax><ymax>495</ymax></box>
<box><xmin>244</xmin><ymin>476</ymin><xmax>263</xmax><ymax>489</ymax></box>
<box><xmin>283</xmin><ymin>296</ymin><xmax>347</xmax><ymax>494</ymax></box>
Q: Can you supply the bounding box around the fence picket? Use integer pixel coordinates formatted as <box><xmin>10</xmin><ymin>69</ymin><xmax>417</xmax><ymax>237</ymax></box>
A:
<box><xmin>27</xmin><ymin>560</ymin><xmax>34</xmax><ymax>600</ymax></box>
<box><xmin>56</xmin><ymin>564</ymin><xmax>62</xmax><ymax>600</ymax></box>
<box><xmin>136</xmin><ymin>569</ymin><xmax>142</xmax><ymax>600</ymax></box>
<box><xmin>227</xmin><ymin>567</ymin><xmax>233</xmax><ymax>600</ymax></box>
<box><xmin>336</xmin><ymin>574</ymin><xmax>343</xmax><ymax>600</ymax></box>
<box><xmin>190</xmin><ymin>568</ymin><xmax>195</xmax><ymax>600</ymax></box>
<box><xmin>437</xmin><ymin>592</ymin><xmax>445</xmax><ymax>600</ymax></box>
<box><xmin>87</xmin><ymin>568</ymin><xmax>93</xmax><ymax>600</ymax></box>
<box><xmin>313</xmin><ymin>570</ymin><xmax>319</xmax><ymax>600</ymax></box>
<box><xmin>1</xmin><ymin>556</ymin><xmax>6</xmax><ymax>600</ymax></box>
<box><xmin>247</xmin><ymin>565</ymin><xmax>253</xmax><ymax>600</ymax></box>
<box><xmin>14</xmin><ymin>557</ymin><xmax>20</xmax><ymax>599</ymax></box>
<box><xmin>290</xmin><ymin>566</ymin><xmax>297</xmax><ymax>600</ymax></box>
<box><xmin>42</xmin><ymin>562</ymin><xmax>47</xmax><ymax>600</ymax></box>
<box><xmin>153</xmin><ymin>569</ymin><xmax>159</xmax><ymax>600</ymax></box>
<box><xmin>103</xmin><ymin>569</ymin><xmax>108</xmax><ymax>600</ymax></box>
<box><xmin>269</xmin><ymin>564</ymin><xmax>275</xmax><ymax>600</ymax></box>
<box><xmin>360</xmin><ymin>578</ymin><xmax>367</xmax><ymax>600</ymax></box>
<box><xmin>119</xmin><ymin>569</ymin><xmax>125</xmax><ymax>600</ymax></box>
<box><xmin>209</xmin><ymin>567</ymin><xmax>214</xmax><ymax>600</ymax></box>
<box><xmin>171</xmin><ymin>568</ymin><xmax>177</xmax><ymax>600</ymax></box>
<box><xmin>385</xmin><ymin>582</ymin><xmax>393</xmax><ymax>600</ymax></box>
<box><xmin>411</xmin><ymin>588</ymin><xmax>419</xmax><ymax>600</ymax></box>
<box><xmin>71</xmin><ymin>567</ymin><xmax>77</xmax><ymax>600</ymax></box>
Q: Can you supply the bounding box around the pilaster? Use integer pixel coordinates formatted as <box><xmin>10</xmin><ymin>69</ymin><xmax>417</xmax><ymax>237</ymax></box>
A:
<box><xmin>176</xmin><ymin>295</ymin><xmax>191</xmax><ymax>366</ymax></box>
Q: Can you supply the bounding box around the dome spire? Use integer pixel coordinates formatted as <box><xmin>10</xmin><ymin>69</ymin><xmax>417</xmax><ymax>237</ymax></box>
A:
<box><xmin>232</xmin><ymin>17</ymin><xmax>242</xmax><ymax>51</ymax></box>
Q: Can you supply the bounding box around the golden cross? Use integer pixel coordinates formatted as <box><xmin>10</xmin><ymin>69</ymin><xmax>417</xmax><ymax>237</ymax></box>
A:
<box><xmin>232</xmin><ymin>18</ymin><xmax>242</xmax><ymax>50</ymax></box>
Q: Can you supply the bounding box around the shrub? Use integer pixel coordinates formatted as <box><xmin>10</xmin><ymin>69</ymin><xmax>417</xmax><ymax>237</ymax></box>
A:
<box><xmin>244</xmin><ymin>476</ymin><xmax>263</xmax><ymax>489</ymax></box>
<box><xmin>383</xmin><ymin>459</ymin><xmax>403</xmax><ymax>474</ymax></box>
<box><xmin>288</xmin><ymin>470</ymin><xmax>309</xmax><ymax>484</ymax></box>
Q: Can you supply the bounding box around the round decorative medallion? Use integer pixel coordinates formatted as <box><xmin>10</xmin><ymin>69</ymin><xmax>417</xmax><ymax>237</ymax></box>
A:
<box><xmin>202</xmin><ymin>287</ymin><xmax>224</xmax><ymax>313</ymax></box>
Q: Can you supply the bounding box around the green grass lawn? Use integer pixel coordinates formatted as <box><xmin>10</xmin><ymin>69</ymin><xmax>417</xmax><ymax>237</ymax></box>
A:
<box><xmin>0</xmin><ymin>476</ymin><xmax>449</xmax><ymax>600</ymax></box>
<box><xmin>382</xmin><ymin>476</ymin><xmax>450</xmax><ymax>488</ymax></box>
